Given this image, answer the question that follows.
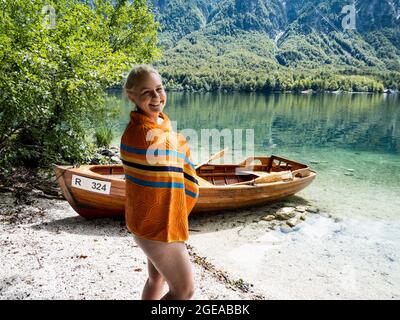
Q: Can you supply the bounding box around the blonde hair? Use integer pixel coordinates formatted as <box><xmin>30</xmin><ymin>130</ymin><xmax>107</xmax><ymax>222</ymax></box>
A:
<box><xmin>123</xmin><ymin>64</ymin><xmax>161</xmax><ymax>96</ymax></box>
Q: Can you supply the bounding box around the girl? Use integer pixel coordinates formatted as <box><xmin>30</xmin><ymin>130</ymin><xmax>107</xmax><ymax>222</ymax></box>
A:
<box><xmin>120</xmin><ymin>65</ymin><xmax>199</xmax><ymax>300</ymax></box>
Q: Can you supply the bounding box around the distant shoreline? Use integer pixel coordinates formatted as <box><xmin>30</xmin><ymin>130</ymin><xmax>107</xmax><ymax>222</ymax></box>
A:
<box><xmin>107</xmin><ymin>85</ymin><xmax>398</xmax><ymax>95</ymax></box>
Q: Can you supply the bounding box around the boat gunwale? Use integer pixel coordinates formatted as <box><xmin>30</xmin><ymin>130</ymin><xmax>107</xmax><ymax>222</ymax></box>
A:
<box><xmin>57</xmin><ymin>164</ymin><xmax>316</xmax><ymax>190</ymax></box>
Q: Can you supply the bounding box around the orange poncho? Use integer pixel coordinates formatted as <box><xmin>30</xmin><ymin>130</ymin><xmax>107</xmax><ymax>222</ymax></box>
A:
<box><xmin>120</xmin><ymin>111</ymin><xmax>199</xmax><ymax>243</ymax></box>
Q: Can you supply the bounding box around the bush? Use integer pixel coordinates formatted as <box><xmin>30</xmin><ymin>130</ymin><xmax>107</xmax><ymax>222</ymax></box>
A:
<box><xmin>0</xmin><ymin>0</ymin><xmax>160</xmax><ymax>169</ymax></box>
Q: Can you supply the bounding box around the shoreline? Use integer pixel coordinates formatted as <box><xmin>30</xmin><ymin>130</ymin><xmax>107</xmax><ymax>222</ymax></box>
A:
<box><xmin>107</xmin><ymin>86</ymin><xmax>398</xmax><ymax>95</ymax></box>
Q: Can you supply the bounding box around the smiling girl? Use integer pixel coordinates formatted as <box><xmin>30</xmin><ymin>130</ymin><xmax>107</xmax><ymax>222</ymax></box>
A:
<box><xmin>120</xmin><ymin>65</ymin><xmax>199</xmax><ymax>300</ymax></box>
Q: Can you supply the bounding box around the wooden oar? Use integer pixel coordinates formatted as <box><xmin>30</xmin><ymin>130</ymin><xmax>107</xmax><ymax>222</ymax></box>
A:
<box><xmin>232</xmin><ymin>170</ymin><xmax>293</xmax><ymax>185</ymax></box>
<box><xmin>195</xmin><ymin>148</ymin><xmax>228</xmax><ymax>170</ymax></box>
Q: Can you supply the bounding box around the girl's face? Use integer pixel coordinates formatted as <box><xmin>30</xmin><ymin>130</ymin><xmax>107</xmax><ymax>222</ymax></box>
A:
<box><xmin>128</xmin><ymin>72</ymin><xmax>167</xmax><ymax>120</ymax></box>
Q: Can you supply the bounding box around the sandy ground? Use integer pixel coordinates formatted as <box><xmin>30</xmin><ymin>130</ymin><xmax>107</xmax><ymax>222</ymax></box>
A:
<box><xmin>1</xmin><ymin>192</ymin><xmax>399</xmax><ymax>300</ymax></box>
<box><xmin>0</xmin><ymin>193</ymin><xmax>263</xmax><ymax>300</ymax></box>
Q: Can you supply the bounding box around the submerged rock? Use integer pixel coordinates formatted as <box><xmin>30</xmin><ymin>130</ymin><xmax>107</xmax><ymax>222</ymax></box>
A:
<box><xmin>320</xmin><ymin>212</ymin><xmax>332</xmax><ymax>218</ymax></box>
<box><xmin>280</xmin><ymin>226</ymin><xmax>294</xmax><ymax>234</ymax></box>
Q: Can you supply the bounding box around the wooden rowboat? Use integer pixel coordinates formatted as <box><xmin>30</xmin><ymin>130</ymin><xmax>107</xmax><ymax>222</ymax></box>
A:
<box><xmin>54</xmin><ymin>155</ymin><xmax>316</xmax><ymax>218</ymax></box>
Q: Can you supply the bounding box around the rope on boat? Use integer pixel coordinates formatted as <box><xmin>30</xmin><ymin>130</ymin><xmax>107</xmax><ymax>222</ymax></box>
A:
<box><xmin>53</xmin><ymin>164</ymin><xmax>80</xmax><ymax>182</ymax></box>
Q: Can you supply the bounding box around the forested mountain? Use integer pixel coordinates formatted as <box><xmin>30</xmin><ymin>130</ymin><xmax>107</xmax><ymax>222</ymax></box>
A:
<box><xmin>147</xmin><ymin>0</ymin><xmax>400</xmax><ymax>92</ymax></box>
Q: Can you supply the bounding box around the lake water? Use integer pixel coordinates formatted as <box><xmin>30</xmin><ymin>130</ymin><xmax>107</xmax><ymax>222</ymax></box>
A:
<box><xmin>108</xmin><ymin>91</ymin><xmax>400</xmax><ymax>219</ymax></box>
<box><xmin>107</xmin><ymin>91</ymin><xmax>400</xmax><ymax>298</ymax></box>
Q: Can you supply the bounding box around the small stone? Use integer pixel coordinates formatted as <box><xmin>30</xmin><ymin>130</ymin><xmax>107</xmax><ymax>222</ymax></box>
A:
<box><xmin>295</xmin><ymin>206</ymin><xmax>307</xmax><ymax>213</ymax></box>
<box><xmin>306</xmin><ymin>206</ymin><xmax>319</xmax><ymax>214</ymax></box>
<box><xmin>90</xmin><ymin>157</ymin><xmax>101</xmax><ymax>165</ymax></box>
<box><xmin>111</xmin><ymin>156</ymin><xmax>121</xmax><ymax>163</ymax></box>
<box><xmin>99</xmin><ymin>149</ymin><xmax>114</xmax><ymax>157</ymax></box>
<box><xmin>300</xmin><ymin>214</ymin><xmax>307</xmax><ymax>221</ymax></box>
<box><xmin>261</xmin><ymin>215</ymin><xmax>276</xmax><ymax>222</ymax></box>
<box><xmin>344</xmin><ymin>172</ymin><xmax>354</xmax><ymax>176</ymax></box>
<box><xmin>287</xmin><ymin>218</ymin><xmax>299</xmax><ymax>228</ymax></box>
<box><xmin>30</xmin><ymin>189</ymin><xmax>45</xmax><ymax>197</ymax></box>
<box><xmin>275</xmin><ymin>207</ymin><xmax>296</xmax><ymax>220</ymax></box>
<box><xmin>269</xmin><ymin>222</ymin><xmax>277</xmax><ymax>228</ymax></box>
<box><xmin>280</xmin><ymin>207</ymin><xmax>296</xmax><ymax>213</ymax></box>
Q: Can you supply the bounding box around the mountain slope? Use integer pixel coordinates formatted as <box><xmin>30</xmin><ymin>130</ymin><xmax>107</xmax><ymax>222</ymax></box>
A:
<box><xmin>148</xmin><ymin>0</ymin><xmax>400</xmax><ymax>91</ymax></box>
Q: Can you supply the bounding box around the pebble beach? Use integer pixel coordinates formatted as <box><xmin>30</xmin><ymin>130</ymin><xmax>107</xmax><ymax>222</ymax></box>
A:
<box><xmin>0</xmin><ymin>192</ymin><xmax>263</xmax><ymax>300</ymax></box>
<box><xmin>1</xmin><ymin>186</ymin><xmax>399</xmax><ymax>300</ymax></box>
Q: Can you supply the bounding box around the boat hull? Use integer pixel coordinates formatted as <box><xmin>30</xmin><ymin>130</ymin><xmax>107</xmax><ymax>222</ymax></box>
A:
<box><xmin>55</xmin><ymin>161</ymin><xmax>316</xmax><ymax>219</ymax></box>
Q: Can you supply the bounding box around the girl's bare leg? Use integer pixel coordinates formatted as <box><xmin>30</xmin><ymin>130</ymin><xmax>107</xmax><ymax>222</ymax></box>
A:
<box><xmin>141</xmin><ymin>258</ymin><xmax>166</xmax><ymax>300</ymax></box>
<box><xmin>133</xmin><ymin>235</ymin><xmax>195</xmax><ymax>300</ymax></box>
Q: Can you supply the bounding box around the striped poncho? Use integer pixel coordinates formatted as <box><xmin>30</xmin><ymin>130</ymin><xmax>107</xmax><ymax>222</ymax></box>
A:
<box><xmin>120</xmin><ymin>110</ymin><xmax>199</xmax><ymax>243</ymax></box>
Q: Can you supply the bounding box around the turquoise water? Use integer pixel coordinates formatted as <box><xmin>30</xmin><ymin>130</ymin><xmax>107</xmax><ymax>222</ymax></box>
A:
<box><xmin>108</xmin><ymin>91</ymin><xmax>400</xmax><ymax>219</ymax></box>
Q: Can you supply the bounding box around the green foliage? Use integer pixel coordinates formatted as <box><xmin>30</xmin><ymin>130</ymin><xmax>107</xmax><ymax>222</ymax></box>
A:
<box><xmin>155</xmin><ymin>30</ymin><xmax>386</xmax><ymax>93</ymax></box>
<box><xmin>95</xmin><ymin>126</ymin><xmax>114</xmax><ymax>149</ymax></box>
<box><xmin>0</xmin><ymin>0</ymin><xmax>160</xmax><ymax>169</ymax></box>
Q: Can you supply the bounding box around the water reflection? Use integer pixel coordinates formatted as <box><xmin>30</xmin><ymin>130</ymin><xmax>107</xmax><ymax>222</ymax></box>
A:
<box><xmin>110</xmin><ymin>91</ymin><xmax>400</xmax><ymax>155</ymax></box>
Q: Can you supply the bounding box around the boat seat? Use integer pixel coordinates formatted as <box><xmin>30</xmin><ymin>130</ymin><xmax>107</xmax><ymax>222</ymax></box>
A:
<box><xmin>103</xmin><ymin>174</ymin><xmax>125</xmax><ymax>180</ymax></box>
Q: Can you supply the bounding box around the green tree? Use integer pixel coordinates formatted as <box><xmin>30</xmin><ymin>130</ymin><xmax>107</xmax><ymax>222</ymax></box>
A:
<box><xmin>0</xmin><ymin>0</ymin><xmax>160</xmax><ymax>169</ymax></box>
